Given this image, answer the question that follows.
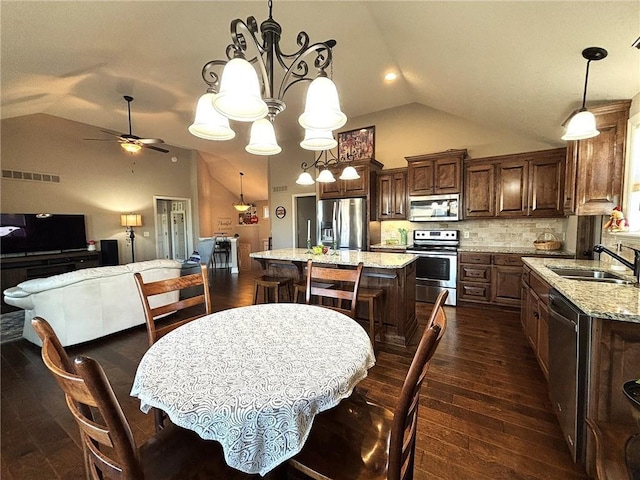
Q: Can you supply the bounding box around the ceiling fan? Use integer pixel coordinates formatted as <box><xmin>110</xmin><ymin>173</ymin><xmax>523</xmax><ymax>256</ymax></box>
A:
<box><xmin>84</xmin><ymin>96</ymin><xmax>169</xmax><ymax>154</ymax></box>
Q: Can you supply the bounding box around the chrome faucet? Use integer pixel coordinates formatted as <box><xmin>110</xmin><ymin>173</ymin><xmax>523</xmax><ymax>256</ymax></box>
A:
<box><xmin>593</xmin><ymin>244</ymin><xmax>640</xmax><ymax>283</ymax></box>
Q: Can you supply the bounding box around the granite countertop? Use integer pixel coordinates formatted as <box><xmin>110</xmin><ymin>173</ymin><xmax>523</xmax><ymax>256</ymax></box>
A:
<box><xmin>523</xmin><ymin>257</ymin><xmax>639</xmax><ymax>323</ymax></box>
<box><xmin>250</xmin><ymin>248</ymin><xmax>417</xmax><ymax>269</ymax></box>
<box><xmin>459</xmin><ymin>246</ymin><xmax>575</xmax><ymax>256</ymax></box>
<box><xmin>369</xmin><ymin>243</ymin><xmax>410</xmax><ymax>251</ymax></box>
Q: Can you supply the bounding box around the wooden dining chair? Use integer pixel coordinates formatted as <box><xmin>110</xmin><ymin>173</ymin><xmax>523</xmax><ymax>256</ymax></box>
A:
<box><xmin>288</xmin><ymin>289</ymin><xmax>449</xmax><ymax>480</ymax></box>
<box><xmin>302</xmin><ymin>259</ymin><xmax>364</xmax><ymax>319</ymax></box>
<box><xmin>134</xmin><ymin>264</ymin><xmax>212</xmax><ymax>347</ymax></box>
<box><xmin>30</xmin><ymin>316</ymin><xmax>239</xmax><ymax>480</ymax></box>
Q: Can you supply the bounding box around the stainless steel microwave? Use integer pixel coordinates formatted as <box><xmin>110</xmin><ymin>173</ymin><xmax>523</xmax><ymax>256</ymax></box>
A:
<box><xmin>408</xmin><ymin>193</ymin><xmax>460</xmax><ymax>222</ymax></box>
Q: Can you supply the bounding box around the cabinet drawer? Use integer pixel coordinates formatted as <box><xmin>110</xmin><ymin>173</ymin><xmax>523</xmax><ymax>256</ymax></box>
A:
<box><xmin>459</xmin><ymin>264</ymin><xmax>491</xmax><ymax>282</ymax></box>
<box><xmin>459</xmin><ymin>282</ymin><xmax>491</xmax><ymax>302</ymax></box>
<box><xmin>458</xmin><ymin>252</ymin><xmax>492</xmax><ymax>264</ymax></box>
<box><xmin>493</xmin><ymin>254</ymin><xmax>523</xmax><ymax>266</ymax></box>
<box><xmin>530</xmin><ymin>272</ymin><xmax>550</xmax><ymax>304</ymax></box>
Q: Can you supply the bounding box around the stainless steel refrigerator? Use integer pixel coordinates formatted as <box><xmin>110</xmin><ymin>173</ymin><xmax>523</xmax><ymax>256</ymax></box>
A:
<box><xmin>317</xmin><ymin>198</ymin><xmax>367</xmax><ymax>250</ymax></box>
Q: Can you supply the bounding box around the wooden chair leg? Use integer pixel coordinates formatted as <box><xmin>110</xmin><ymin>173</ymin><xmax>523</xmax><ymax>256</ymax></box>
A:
<box><xmin>368</xmin><ymin>297</ymin><xmax>376</xmax><ymax>352</ymax></box>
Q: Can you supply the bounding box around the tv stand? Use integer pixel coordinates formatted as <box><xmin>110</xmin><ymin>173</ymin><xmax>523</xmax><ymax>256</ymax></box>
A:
<box><xmin>1</xmin><ymin>251</ymin><xmax>100</xmax><ymax>313</ymax></box>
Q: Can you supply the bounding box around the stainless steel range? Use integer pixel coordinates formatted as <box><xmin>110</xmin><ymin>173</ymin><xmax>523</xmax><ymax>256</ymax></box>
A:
<box><xmin>407</xmin><ymin>229</ymin><xmax>459</xmax><ymax>306</ymax></box>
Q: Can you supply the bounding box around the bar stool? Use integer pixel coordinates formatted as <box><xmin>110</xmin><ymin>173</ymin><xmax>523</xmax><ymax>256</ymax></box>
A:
<box><xmin>357</xmin><ymin>287</ymin><xmax>385</xmax><ymax>351</ymax></box>
<box><xmin>212</xmin><ymin>238</ymin><xmax>231</xmax><ymax>269</ymax></box>
<box><xmin>253</xmin><ymin>276</ymin><xmax>294</xmax><ymax>304</ymax></box>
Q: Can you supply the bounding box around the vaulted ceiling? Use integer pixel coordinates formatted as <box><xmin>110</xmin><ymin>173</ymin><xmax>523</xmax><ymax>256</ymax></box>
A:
<box><xmin>2</xmin><ymin>1</ymin><xmax>639</xmax><ymax>201</ymax></box>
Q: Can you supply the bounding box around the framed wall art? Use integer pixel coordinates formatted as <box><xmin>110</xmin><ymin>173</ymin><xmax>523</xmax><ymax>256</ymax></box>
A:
<box><xmin>338</xmin><ymin>125</ymin><xmax>375</xmax><ymax>161</ymax></box>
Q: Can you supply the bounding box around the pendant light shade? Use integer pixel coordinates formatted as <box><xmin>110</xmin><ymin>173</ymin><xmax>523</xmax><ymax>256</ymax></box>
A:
<box><xmin>339</xmin><ymin>165</ymin><xmax>360</xmax><ymax>180</ymax></box>
<box><xmin>316</xmin><ymin>168</ymin><xmax>336</xmax><ymax>183</ymax></box>
<box><xmin>233</xmin><ymin>172</ymin><xmax>251</xmax><ymax>212</ymax></box>
<box><xmin>561</xmin><ymin>110</ymin><xmax>599</xmax><ymax>141</ymax></box>
<box><xmin>561</xmin><ymin>47</ymin><xmax>607</xmax><ymax>141</ymax></box>
<box><xmin>295</xmin><ymin>171</ymin><xmax>315</xmax><ymax>185</ymax></box>
<box><xmin>245</xmin><ymin>118</ymin><xmax>282</xmax><ymax>156</ymax></box>
<box><xmin>214</xmin><ymin>57</ymin><xmax>268</xmax><ymax>122</ymax></box>
<box><xmin>298</xmin><ymin>76</ymin><xmax>347</xmax><ymax>131</ymax></box>
<box><xmin>188</xmin><ymin>92</ymin><xmax>236</xmax><ymax>141</ymax></box>
<box><xmin>300</xmin><ymin>128</ymin><xmax>338</xmax><ymax>151</ymax></box>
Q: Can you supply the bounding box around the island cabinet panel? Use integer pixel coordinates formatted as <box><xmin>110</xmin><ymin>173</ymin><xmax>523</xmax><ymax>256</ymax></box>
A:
<box><xmin>464</xmin><ymin>147</ymin><xmax>565</xmax><ymax>219</ymax></box>
<box><xmin>405</xmin><ymin>149</ymin><xmax>466</xmax><ymax>196</ymax></box>
<box><xmin>564</xmin><ymin>100</ymin><xmax>631</xmax><ymax>216</ymax></box>
<box><xmin>464</xmin><ymin>163</ymin><xmax>495</xmax><ymax>217</ymax></box>
<box><xmin>377</xmin><ymin>168</ymin><xmax>407</xmax><ymax>220</ymax></box>
<box><xmin>458</xmin><ymin>252</ymin><xmax>524</xmax><ymax>308</ymax></box>
<box><xmin>520</xmin><ymin>265</ymin><xmax>550</xmax><ymax>379</ymax></box>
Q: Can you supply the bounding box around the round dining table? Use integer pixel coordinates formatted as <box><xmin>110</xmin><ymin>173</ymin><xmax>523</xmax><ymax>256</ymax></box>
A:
<box><xmin>130</xmin><ymin>303</ymin><xmax>376</xmax><ymax>476</ymax></box>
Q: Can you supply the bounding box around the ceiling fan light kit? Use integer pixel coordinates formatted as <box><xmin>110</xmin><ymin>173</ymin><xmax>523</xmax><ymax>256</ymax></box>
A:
<box><xmin>190</xmin><ymin>0</ymin><xmax>346</xmax><ymax>156</ymax></box>
<box><xmin>561</xmin><ymin>46</ymin><xmax>607</xmax><ymax>141</ymax></box>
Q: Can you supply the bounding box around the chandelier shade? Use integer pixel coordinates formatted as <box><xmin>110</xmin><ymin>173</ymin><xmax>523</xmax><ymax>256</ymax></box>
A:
<box><xmin>316</xmin><ymin>168</ymin><xmax>336</xmax><ymax>183</ymax></box>
<box><xmin>190</xmin><ymin>1</ymin><xmax>346</xmax><ymax>156</ymax></box>
<box><xmin>300</xmin><ymin>128</ymin><xmax>337</xmax><ymax>151</ymax></box>
<box><xmin>561</xmin><ymin>46</ymin><xmax>607</xmax><ymax>141</ymax></box>
<box><xmin>189</xmin><ymin>92</ymin><xmax>236</xmax><ymax>140</ymax></box>
<box><xmin>339</xmin><ymin>165</ymin><xmax>360</xmax><ymax>181</ymax></box>
<box><xmin>214</xmin><ymin>57</ymin><xmax>268</xmax><ymax>122</ymax></box>
<box><xmin>295</xmin><ymin>171</ymin><xmax>315</xmax><ymax>185</ymax></box>
<box><xmin>298</xmin><ymin>76</ymin><xmax>347</xmax><ymax>131</ymax></box>
<box><xmin>246</xmin><ymin>118</ymin><xmax>282</xmax><ymax>156</ymax></box>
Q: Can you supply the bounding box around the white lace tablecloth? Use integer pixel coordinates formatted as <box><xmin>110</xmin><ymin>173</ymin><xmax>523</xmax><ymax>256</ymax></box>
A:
<box><xmin>130</xmin><ymin>303</ymin><xmax>375</xmax><ymax>476</ymax></box>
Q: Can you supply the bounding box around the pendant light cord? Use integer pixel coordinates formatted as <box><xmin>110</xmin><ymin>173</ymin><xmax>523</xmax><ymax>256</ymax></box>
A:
<box><xmin>580</xmin><ymin>59</ymin><xmax>592</xmax><ymax>111</ymax></box>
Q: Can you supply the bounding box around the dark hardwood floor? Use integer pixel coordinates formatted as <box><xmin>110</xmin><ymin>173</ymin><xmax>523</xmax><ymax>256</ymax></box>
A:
<box><xmin>1</xmin><ymin>267</ymin><xmax>588</xmax><ymax>479</ymax></box>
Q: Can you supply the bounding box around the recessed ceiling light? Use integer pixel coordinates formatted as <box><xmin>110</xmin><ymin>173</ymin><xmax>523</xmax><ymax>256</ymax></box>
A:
<box><xmin>384</xmin><ymin>71</ymin><xmax>398</xmax><ymax>82</ymax></box>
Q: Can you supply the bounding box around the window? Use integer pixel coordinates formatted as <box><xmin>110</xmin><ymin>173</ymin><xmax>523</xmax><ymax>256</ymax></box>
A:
<box><xmin>625</xmin><ymin>114</ymin><xmax>640</xmax><ymax>231</ymax></box>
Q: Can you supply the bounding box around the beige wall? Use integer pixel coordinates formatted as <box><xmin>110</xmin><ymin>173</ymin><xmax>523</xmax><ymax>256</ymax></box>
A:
<box><xmin>1</xmin><ymin>114</ymin><xmax>197</xmax><ymax>263</ymax></box>
<box><xmin>268</xmin><ymin>102</ymin><xmax>559</xmax><ymax>248</ymax></box>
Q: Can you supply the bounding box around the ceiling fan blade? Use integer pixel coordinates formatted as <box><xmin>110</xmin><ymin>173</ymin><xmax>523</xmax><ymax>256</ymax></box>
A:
<box><xmin>100</xmin><ymin>130</ymin><xmax>122</xmax><ymax>137</ymax></box>
<box><xmin>138</xmin><ymin>138</ymin><xmax>165</xmax><ymax>145</ymax></box>
<box><xmin>144</xmin><ymin>144</ymin><xmax>169</xmax><ymax>154</ymax></box>
<box><xmin>83</xmin><ymin>138</ymin><xmax>117</xmax><ymax>141</ymax></box>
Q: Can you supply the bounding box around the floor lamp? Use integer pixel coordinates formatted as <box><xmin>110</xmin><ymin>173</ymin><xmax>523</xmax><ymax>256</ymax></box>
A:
<box><xmin>120</xmin><ymin>214</ymin><xmax>142</xmax><ymax>263</ymax></box>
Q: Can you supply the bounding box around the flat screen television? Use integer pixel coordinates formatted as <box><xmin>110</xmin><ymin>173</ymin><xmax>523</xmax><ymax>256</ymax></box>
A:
<box><xmin>0</xmin><ymin>214</ymin><xmax>88</xmax><ymax>255</ymax></box>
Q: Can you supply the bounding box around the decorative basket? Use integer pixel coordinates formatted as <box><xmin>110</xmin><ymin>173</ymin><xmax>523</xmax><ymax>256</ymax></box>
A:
<box><xmin>533</xmin><ymin>232</ymin><xmax>562</xmax><ymax>251</ymax></box>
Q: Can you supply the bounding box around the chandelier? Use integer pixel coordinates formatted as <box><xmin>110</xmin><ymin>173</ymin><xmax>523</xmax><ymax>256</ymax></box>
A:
<box><xmin>561</xmin><ymin>47</ymin><xmax>607</xmax><ymax>141</ymax></box>
<box><xmin>296</xmin><ymin>150</ymin><xmax>359</xmax><ymax>185</ymax></box>
<box><xmin>233</xmin><ymin>172</ymin><xmax>251</xmax><ymax>212</ymax></box>
<box><xmin>189</xmin><ymin>0</ymin><xmax>347</xmax><ymax>156</ymax></box>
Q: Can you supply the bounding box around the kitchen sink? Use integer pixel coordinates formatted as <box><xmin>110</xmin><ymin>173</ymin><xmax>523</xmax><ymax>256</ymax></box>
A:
<box><xmin>549</xmin><ymin>268</ymin><xmax>634</xmax><ymax>284</ymax></box>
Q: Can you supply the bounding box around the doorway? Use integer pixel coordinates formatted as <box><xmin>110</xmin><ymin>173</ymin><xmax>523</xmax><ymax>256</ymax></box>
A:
<box><xmin>294</xmin><ymin>194</ymin><xmax>317</xmax><ymax>248</ymax></box>
<box><xmin>154</xmin><ymin>196</ymin><xmax>193</xmax><ymax>261</ymax></box>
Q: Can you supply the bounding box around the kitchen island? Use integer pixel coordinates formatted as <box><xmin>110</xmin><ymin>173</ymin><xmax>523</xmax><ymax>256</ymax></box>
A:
<box><xmin>250</xmin><ymin>249</ymin><xmax>418</xmax><ymax>346</ymax></box>
<box><xmin>522</xmin><ymin>257</ymin><xmax>639</xmax><ymax>480</ymax></box>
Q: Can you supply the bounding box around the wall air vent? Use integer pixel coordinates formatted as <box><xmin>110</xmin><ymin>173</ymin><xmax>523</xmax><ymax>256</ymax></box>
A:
<box><xmin>2</xmin><ymin>170</ymin><xmax>60</xmax><ymax>183</ymax></box>
<box><xmin>272</xmin><ymin>185</ymin><xmax>288</xmax><ymax>192</ymax></box>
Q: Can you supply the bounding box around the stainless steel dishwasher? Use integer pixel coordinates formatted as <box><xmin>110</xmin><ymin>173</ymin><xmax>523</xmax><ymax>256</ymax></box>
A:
<box><xmin>548</xmin><ymin>289</ymin><xmax>591</xmax><ymax>464</ymax></box>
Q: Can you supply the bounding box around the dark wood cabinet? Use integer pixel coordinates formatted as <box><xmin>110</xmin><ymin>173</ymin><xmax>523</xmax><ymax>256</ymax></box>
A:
<box><xmin>520</xmin><ymin>264</ymin><xmax>550</xmax><ymax>379</ymax></box>
<box><xmin>464</xmin><ymin>148</ymin><xmax>565</xmax><ymax>219</ymax></box>
<box><xmin>564</xmin><ymin>100</ymin><xmax>631</xmax><ymax>215</ymax></box>
<box><xmin>319</xmin><ymin>163</ymin><xmax>372</xmax><ymax>199</ymax></box>
<box><xmin>464</xmin><ymin>163</ymin><xmax>495</xmax><ymax>217</ymax></box>
<box><xmin>458</xmin><ymin>252</ymin><xmax>523</xmax><ymax>308</ymax></box>
<box><xmin>492</xmin><ymin>254</ymin><xmax>524</xmax><ymax>306</ymax></box>
<box><xmin>406</xmin><ymin>149</ymin><xmax>466</xmax><ymax>196</ymax></box>
<box><xmin>377</xmin><ymin>168</ymin><xmax>407</xmax><ymax>220</ymax></box>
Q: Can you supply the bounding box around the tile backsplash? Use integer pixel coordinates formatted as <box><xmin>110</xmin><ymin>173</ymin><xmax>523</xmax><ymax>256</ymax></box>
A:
<box><xmin>380</xmin><ymin>218</ymin><xmax>569</xmax><ymax>248</ymax></box>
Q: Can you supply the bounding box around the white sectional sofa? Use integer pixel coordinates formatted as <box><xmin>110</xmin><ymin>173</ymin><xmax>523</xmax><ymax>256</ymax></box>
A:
<box><xmin>3</xmin><ymin>259</ymin><xmax>182</xmax><ymax>346</ymax></box>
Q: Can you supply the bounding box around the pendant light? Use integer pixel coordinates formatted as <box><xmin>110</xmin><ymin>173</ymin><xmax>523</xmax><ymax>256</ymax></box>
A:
<box><xmin>561</xmin><ymin>47</ymin><xmax>607</xmax><ymax>141</ymax></box>
<box><xmin>295</xmin><ymin>150</ymin><xmax>360</xmax><ymax>185</ymax></box>
<box><xmin>189</xmin><ymin>92</ymin><xmax>236</xmax><ymax>141</ymax></box>
<box><xmin>233</xmin><ymin>172</ymin><xmax>251</xmax><ymax>212</ymax></box>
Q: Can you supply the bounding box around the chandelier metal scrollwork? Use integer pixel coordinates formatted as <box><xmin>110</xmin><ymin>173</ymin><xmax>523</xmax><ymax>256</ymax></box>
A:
<box><xmin>296</xmin><ymin>150</ymin><xmax>359</xmax><ymax>185</ymax></box>
<box><xmin>189</xmin><ymin>0</ymin><xmax>346</xmax><ymax>156</ymax></box>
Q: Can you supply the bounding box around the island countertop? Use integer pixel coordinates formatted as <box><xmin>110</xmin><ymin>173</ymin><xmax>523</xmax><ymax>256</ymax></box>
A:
<box><xmin>522</xmin><ymin>257</ymin><xmax>639</xmax><ymax>323</ymax></box>
<box><xmin>250</xmin><ymin>248</ymin><xmax>417</xmax><ymax>269</ymax></box>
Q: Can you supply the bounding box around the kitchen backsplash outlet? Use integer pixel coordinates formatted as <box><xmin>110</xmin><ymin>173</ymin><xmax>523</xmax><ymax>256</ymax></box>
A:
<box><xmin>380</xmin><ymin>218</ymin><xmax>569</xmax><ymax>249</ymax></box>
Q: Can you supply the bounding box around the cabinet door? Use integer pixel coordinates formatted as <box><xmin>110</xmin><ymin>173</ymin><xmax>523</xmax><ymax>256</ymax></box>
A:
<box><xmin>529</xmin><ymin>153</ymin><xmax>564</xmax><ymax>217</ymax></box>
<box><xmin>492</xmin><ymin>265</ymin><xmax>523</xmax><ymax>306</ymax></box>
<box><xmin>391</xmin><ymin>172</ymin><xmax>407</xmax><ymax>218</ymax></box>
<box><xmin>525</xmin><ymin>289</ymin><xmax>540</xmax><ymax>348</ymax></box>
<box><xmin>496</xmin><ymin>160</ymin><xmax>528</xmax><ymax>217</ymax></box>
<box><xmin>434</xmin><ymin>157</ymin><xmax>461</xmax><ymax>194</ymax></box>
<box><xmin>573</xmin><ymin>101</ymin><xmax>630</xmax><ymax>215</ymax></box>
<box><xmin>408</xmin><ymin>159</ymin><xmax>434</xmax><ymax>196</ymax></box>
<box><xmin>537</xmin><ymin>301</ymin><xmax>549</xmax><ymax>379</ymax></box>
<box><xmin>377</xmin><ymin>174</ymin><xmax>393</xmax><ymax>220</ymax></box>
<box><xmin>464</xmin><ymin>163</ymin><xmax>495</xmax><ymax>217</ymax></box>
